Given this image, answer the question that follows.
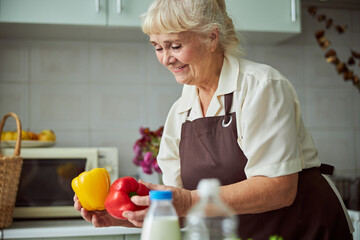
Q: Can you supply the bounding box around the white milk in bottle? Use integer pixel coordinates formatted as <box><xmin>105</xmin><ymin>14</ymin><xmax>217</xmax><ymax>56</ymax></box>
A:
<box><xmin>141</xmin><ymin>190</ymin><xmax>181</xmax><ymax>240</ymax></box>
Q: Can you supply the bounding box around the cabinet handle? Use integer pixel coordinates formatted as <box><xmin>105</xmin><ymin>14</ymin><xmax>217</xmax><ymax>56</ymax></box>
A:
<box><xmin>291</xmin><ymin>0</ymin><xmax>296</xmax><ymax>22</ymax></box>
<box><xmin>95</xmin><ymin>0</ymin><xmax>100</xmax><ymax>13</ymax></box>
<box><xmin>117</xmin><ymin>0</ymin><xmax>122</xmax><ymax>14</ymax></box>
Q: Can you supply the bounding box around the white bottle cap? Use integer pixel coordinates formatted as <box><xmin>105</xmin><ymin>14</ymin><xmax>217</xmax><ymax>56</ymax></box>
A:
<box><xmin>197</xmin><ymin>178</ymin><xmax>220</xmax><ymax>197</ymax></box>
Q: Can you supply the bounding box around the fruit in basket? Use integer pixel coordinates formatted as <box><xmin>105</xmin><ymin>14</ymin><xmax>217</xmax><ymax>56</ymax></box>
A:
<box><xmin>1</xmin><ymin>129</ymin><xmax>55</xmax><ymax>141</ymax></box>
<box><xmin>27</xmin><ymin>131</ymin><xmax>39</xmax><ymax>140</ymax></box>
<box><xmin>21</xmin><ymin>130</ymin><xmax>29</xmax><ymax>140</ymax></box>
<box><xmin>38</xmin><ymin>129</ymin><xmax>56</xmax><ymax>142</ymax></box>
<box><xmin>10</xmin><ymin>130</ymin><xmax>28</xmax><ymax>140</ymax></box>
<box><xmin>1</xmin><ymin>131</ymin><xmax>16</xmax><ymax>141</ymax></box>
<box><xmin>1</xmin><ymin>131</ymin><xmax>5</xmax><ymax>140</ymax></box>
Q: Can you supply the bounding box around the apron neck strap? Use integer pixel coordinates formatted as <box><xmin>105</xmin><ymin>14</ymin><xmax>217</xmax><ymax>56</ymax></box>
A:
<box><xmin>225</xmin><ymin>92</ymin><xmax>233</xmax><ymax>115</ymax></box>
<box><xmin>186</xmin><ymin>92</ymin><xmax>234</xmax><ymax>117</ymax></box>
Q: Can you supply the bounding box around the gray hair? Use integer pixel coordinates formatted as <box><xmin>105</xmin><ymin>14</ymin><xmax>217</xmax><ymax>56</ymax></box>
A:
<box><xmin>141</xmin><ymin>0</ymin><xmax>242</xmax><ymax>55</ymax></box>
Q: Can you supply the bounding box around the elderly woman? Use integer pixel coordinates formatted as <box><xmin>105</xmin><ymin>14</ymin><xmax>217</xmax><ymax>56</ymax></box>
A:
<box><xmin>74</xmin><ymin>0</ymin><xmax>354</xmax><ymax>239</ymax></box>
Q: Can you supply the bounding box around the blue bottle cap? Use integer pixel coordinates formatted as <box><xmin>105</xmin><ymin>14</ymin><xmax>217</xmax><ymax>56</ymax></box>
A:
<box><xmin>150</xmin><ymin>190</ymin><xmax>172</xmax><ymax>200</ymax></box>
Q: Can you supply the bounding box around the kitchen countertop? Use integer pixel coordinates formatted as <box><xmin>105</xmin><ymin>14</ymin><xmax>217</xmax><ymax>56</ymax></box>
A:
<box><xmin>2</xmin><ymin>211</ymin><xmax>358</xmax><ymax>239</ymax></box>
<box><xmin>0</xmin><ymin>218</ymin><xmax>142</xmax><ymax>239</ymax></box>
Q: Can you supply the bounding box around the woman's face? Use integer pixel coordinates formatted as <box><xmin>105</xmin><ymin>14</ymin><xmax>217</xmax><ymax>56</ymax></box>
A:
<box><xmin>149</xmin><ymin>32</ymin><xmax>213</xmax><ymax>86</ymax></box>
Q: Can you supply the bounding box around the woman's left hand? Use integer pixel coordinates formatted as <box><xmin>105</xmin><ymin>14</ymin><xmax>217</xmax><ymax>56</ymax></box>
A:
<box><xmin>122</xmin><ymin>180</ymin><xmax>194</xmax><ymax>227</ymax></box>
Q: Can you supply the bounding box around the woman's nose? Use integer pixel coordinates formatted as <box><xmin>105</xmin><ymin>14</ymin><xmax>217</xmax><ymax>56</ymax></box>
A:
<box><xmin>162</xmin><ymin>51</ymin><xmax>176</xmax><ymax>66</ymax></box>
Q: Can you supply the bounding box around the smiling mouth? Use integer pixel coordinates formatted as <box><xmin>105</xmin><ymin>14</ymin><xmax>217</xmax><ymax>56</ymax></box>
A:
<box><xmin>172</xmin><ymin>65</ymin><xmax>187</xmax><ymax>72</ymax></box>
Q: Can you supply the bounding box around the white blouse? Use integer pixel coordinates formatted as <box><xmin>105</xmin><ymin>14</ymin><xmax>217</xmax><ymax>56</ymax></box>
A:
<box><xmin>157</xmin><ymin>53</ymin><xmax>321</xmax><ymax>188</ymax></box>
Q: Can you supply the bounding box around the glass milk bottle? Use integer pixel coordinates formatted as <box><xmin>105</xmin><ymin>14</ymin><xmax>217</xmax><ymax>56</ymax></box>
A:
<box><xmin>141</xmin><ymin>190</ymin><xmax>181</xmax><ymax>240</ymax></box>
<box><xmin>184</xmin><ymin>178</ymin><xmax>238</xmax><ymax>240</ymax></box>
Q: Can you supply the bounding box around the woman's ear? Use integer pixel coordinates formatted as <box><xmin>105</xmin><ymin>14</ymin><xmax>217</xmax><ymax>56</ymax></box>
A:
<box><xmin>209</xmin><ymin>27</ymin><xmax>220</xmax><ymax>52</ymax></box>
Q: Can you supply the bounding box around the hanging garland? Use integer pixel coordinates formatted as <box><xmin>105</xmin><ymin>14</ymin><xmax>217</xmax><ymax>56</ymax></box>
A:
<box><xmin>307</xmin><ymin>6</ymin><xmax>360</xmax><ymax>92</ymax></box>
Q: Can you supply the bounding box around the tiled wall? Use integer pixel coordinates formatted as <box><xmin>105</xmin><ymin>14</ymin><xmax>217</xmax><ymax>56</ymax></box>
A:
<box><xmin>0</xmin><ymin>7</ymin><xmax>359</xmax><ymax>178</ymax></box>
<box><xmin>0</xmin><ymin>37</ymin><xmax>182</xmax><ymax>177</ymax></box>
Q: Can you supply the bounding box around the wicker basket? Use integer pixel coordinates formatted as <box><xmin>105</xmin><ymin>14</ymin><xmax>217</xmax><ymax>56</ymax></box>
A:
<box><xmin>0</xmin><ymin>112</ymin><xmax>23</xmax><ymax>228</ymax></box>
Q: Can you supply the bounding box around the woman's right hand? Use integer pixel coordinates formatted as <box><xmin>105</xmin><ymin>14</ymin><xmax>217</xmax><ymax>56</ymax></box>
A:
<box><xmin>73</xmin><ymin>194</ymin><xmax>135</xmax><ymax>228</ymax></box>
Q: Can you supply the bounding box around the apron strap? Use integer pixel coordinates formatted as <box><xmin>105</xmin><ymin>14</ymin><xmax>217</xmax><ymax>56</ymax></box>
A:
<box><xmin>186</xmin><ymin>92</ymin><xmax>234</xmax><ymax>119</ymax></box>
<box><xmin>225</xmin><ymin>93</ymin><xmax>233</xmax><ymax>115</ymax></box>
<box><xmin>222</xmin><ymin>93</ymin><xmax>233</xmax><ymax>127</ymax></box>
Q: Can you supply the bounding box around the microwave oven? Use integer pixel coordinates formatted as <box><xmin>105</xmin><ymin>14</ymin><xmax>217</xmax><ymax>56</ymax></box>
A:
<box><xmin>0</xmin><ymin>147</ymin><xmax>118</xmax><ymax>219</ymax></box>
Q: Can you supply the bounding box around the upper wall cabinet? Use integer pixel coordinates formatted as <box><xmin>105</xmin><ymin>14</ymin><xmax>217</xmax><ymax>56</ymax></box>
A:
<box><xmin>0</xmin><ymin>0</ymin><xmax>301</xmax><ymax>43</ymax></box>
<box><xmin>226</xmin><ymin>0</ymin><xmax>301</xmax><ymax>43</ymax></box>
<box><xmin>0</xmin><ymin>0</ymin><xmax>107</xmax><ymax>25</ymax></box>
<box><xmin>108</xmin><ymin>0</ymin><xmax>153</xmax><ymax>27</ymax></box>
<box><xmin>0</xmin><ymin>0</ymin><xmax>151</xmax><ymax>26</ymax></box>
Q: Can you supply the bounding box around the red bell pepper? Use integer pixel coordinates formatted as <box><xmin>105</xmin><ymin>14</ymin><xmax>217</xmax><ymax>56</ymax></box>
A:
<box><xmin>105</xmin><ymin>176</ymin><xmax>149</xmax><ymax>219</ymax></box>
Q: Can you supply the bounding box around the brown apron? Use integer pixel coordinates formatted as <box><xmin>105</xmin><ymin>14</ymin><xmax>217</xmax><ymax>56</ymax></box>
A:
<box><xmin>179</xmin><ymin>92</ymin><xmax>352</xmax><ymax>240</ymax></box>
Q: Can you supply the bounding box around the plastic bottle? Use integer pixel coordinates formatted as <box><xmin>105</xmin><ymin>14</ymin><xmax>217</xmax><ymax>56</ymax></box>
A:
<box><xmin>140</xmin><ymin>190</ymin><xmax>181</xmax><ymax>240</ymax></box>
<box><xmin>184</xmin><ymin>178</ymin><xmax>238</xmax><ymax>240</ymax></box>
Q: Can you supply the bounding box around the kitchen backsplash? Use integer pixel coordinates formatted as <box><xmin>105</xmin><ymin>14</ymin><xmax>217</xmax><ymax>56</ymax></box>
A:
<box><xmin>0</xmin><ymin>7</ymin><xmax>359</xmax><ymax>178</ymax></box>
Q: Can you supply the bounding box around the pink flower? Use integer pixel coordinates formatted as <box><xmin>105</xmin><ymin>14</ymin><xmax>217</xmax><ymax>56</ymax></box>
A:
<box><xmin>140</xmin><ymin>161</ymin><xmax>153</xmax><ymax>174</ymax></box>
<box><xmin>155</xmin><ymin>126</ymin><xmax>164</xmax><ymax>137</ymax></box>
<box><xmin>132</xmin><ymin>156</ymin><xmax>141</xmax><ymax>166</ymax></box>
<box><xmin>133</xmin><ymin>126</ymin><xmax>163</xmax><ymax>174</ymax></box>
<box><xmin>143</xmin><ymin>152</ymin><xmax>153</xmax><ymax>165</ymax></box>
<box><xmin>133</xmin><ymin>144</ymin><xmax>142</xmax><ymax>156</ymax></box>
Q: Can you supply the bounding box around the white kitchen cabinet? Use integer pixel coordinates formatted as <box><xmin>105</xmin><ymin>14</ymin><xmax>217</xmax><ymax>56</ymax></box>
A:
<box><xmin>0</xmin><ymin>219</ymin><xmax>142</xmax><ymax>239</ymax></box>
<box><xmin>107</xmin><ymin>0</ymin><xmax>153</xmax><ymax>27</ymax></box>
<box><xmin>226</xmin><ymin>0</ymin><xmax>300</xmax><ymax>33</ymax></box>
<box><xmin>3</xmin><ymin>236</ymin><xmax>124</xmax><ymax>240</ymax></box>
<box><xmin>0</xmin><ymin>0</ymin><xmax>107</xmax><ymax>25</ymax></box>
<box><xmin>0</xmin><ymin>0</ymin><xmax>301</xmax><ymax>43</ymax></box>
<box><xmin>0</xmin><ymin>0</ymin><xmax>151</xmax><ymax>27</ymax></box>
<box><xmin>0</xmin><ymin>235</ymin><xmax>140</xmax><ymax>240</ymax></box>
<box><xmin>226</xmin><ymin>0</ymin><xmax>301</xmax><ymax>43</ymax></box>
<box><xmin>125</xmin><ymin>234</ymin><xmax>140</xmax><ymax>240</ymax></box>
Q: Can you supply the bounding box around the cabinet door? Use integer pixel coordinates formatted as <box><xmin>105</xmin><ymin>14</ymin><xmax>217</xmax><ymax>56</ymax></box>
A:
<box><xmin>125</xmin><ymin>234</ymin><xmax>140</xmax><ymax>240</ymax></box>
<box><xmin>0</xmin><ymin>0</ymin><xmax>107</xmax><ymax>25</ymax></box>
<box><xmin>107</xmin><ymin>0</ymin><xmax>153</xmax><ymax>27</ymax></box>
<box><xmin>226</xmin><ymin>0</ymin><xmax>300</xmax><ymax>33</ymax></box>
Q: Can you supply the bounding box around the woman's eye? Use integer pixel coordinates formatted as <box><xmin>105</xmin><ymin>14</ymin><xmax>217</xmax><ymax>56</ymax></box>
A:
<box><xmin>171</xmin><ymin>45</ymin><xmax>181</xmax><ymax>50</ymax></box>
<box><xmin>155</xmin><ymin>47</ymin><xmax>163</xmax><ymax>52</ymax></box>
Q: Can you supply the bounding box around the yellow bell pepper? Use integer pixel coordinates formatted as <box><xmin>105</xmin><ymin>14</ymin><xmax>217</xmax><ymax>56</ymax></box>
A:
<box><xmin>71</xmin><ymin>168</ymin><xmax>110</xmax><ymax>211</ymax></box>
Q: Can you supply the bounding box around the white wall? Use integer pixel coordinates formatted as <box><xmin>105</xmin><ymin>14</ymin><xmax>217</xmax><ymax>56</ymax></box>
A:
<box><xmin>244</xmin><ymin>8</ymin><xmax>360</xmax><ymax>178</ymax></box>
<box><xmin>0</xmin><ymin>7</ymin><xmax>359</xmax><ymax>178</ymax></box>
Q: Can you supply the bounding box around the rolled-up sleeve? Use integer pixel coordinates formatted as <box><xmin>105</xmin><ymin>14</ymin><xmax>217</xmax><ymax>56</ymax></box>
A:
<box><xmin>241</xmin><ymin>77</ymin><xmax>303</xmax><ymax>178</ymax></box>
